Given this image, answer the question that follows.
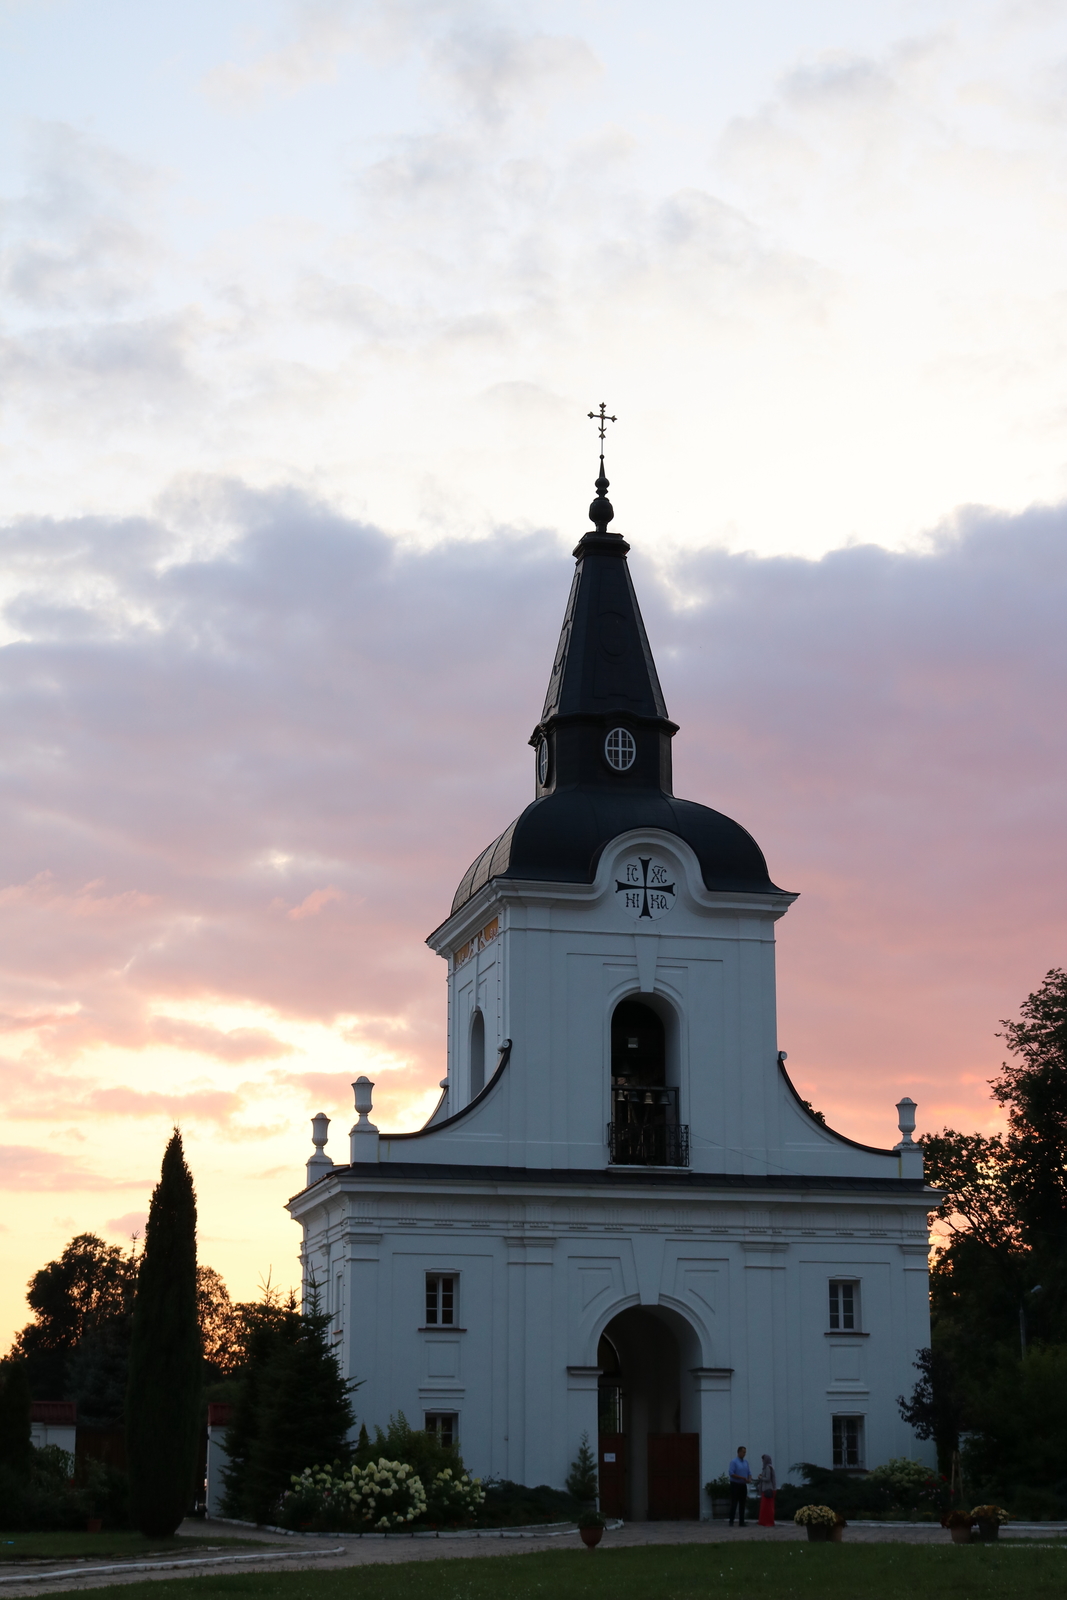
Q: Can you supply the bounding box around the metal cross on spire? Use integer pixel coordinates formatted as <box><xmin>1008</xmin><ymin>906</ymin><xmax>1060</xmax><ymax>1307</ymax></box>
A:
<box><xmin>586</xmin><ymin>403</ymin><xmax>617</xmax><ymax>534</ymax></box>
<box><xmin>588</xmin><ymin>402</ymin><xmax>617</xmax><ymax>448</ymax></box>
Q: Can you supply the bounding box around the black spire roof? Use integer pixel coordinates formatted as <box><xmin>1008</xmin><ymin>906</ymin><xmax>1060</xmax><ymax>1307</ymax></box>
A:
<box><xmin>447</xmin><ymin>451</ymin><xmax>783</xmax><ymax>917</ymax></box>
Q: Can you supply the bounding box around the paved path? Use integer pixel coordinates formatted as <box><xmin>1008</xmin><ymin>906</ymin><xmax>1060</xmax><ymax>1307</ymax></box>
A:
<box><xmin>2</xmin><ymin>1515</ymin><xmax>1062</xmax><ymax>1595</ymax></box>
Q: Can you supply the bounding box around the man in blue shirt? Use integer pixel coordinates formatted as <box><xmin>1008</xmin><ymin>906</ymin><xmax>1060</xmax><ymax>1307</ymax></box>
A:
<box><xmin>728</xmin><ymin>1446</ymin><xmax>751</xmax><ymax>1526</ymax></box>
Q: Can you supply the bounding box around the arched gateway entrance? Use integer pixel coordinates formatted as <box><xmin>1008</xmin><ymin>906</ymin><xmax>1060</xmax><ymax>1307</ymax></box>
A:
<box><xmin>597</xmin><ymin>1305</ymin><xmax>701</xmax><ymax>1520</ymax></box>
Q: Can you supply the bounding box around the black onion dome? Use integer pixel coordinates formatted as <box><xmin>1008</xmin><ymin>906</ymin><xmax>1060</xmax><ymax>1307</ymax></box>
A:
<box><xmin>451</xmin><ymin>790</ymin><xmax>780</xmax><ymax>915</ymax></box>
<box><xmin>446</xmin><ymin>454</ymin><xmax>787</xmax><ymax>921</ymax></box>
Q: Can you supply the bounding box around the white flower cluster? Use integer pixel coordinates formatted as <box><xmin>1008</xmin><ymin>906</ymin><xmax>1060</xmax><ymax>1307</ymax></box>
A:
<box><xmin>427</xmin><ymin>1466</ymin><xmax>486</xmax><ymax>1520</ymax></box>
<box><xmin>290</xmin><ymin>1459</ymin><xmax>428</xmax><ymax>1529</ymax></box>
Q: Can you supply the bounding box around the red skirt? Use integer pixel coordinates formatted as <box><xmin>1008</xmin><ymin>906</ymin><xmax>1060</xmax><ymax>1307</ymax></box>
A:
<box><xmin>758</xmin><ymin>1493</ymin><xmax>776</xmax><ymax>1526</ymax></box>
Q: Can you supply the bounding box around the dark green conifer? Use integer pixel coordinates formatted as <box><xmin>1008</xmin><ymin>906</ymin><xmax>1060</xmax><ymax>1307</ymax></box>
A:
<box><xmin>0</xmin><ymin>1359</ymin><xmax>32</xmax><ymax>1471</ymax></box>
<box><xmin>220</xmin><ymin>1292</ymin><xmax>302</xmax><ymax>1520</ymax></box>
<box><xmin>565</xmin><ymin>1431</ymin><xmax>599</xmax><ymax>1504</ymax></box>
<box><xmin>126</xmin><ymin>1131</ymin><xmax>202</xmax><ymax>1536</ymax></box>
<box><xmin>243</xmin><ymin>1296</ymin><xmax>357</xmax><ymax>1523</ymax></box>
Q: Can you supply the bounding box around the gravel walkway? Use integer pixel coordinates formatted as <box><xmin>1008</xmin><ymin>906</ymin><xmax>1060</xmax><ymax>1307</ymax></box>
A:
<box><xmin>2</xmin><ymin>1515</ymin><xmax>1063</xmax><ymax>1595</ymax></box>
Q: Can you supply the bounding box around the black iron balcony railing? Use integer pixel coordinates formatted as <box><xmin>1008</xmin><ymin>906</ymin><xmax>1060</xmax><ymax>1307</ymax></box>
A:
<box><xmin>607</xmin><ymin>1121</ymin><xmax>690</xmax><ymax>1168</ymax></box>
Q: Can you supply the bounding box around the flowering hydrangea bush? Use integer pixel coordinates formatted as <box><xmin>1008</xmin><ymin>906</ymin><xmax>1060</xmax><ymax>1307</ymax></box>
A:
<box><xmin>424</xmin><ymin>1466</ymin><xmax>485</xmax><ymax>1525</ymax></box>
<box><xmin>868</xmin><ymin>1457</ymin><xmax>948</xmax><ymax>1511</ymax></box>
<box><xmin>280</xmin><ymin>1459</ymin><xmax>428</xmax><ymax>1530</ymax></box>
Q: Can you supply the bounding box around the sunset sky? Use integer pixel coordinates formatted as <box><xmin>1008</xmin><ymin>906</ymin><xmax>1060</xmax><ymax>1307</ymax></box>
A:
<box><xmin>3</xmin><ymin>0</ymin><xmax>1067</xmax><ymax>1350</ymax></box>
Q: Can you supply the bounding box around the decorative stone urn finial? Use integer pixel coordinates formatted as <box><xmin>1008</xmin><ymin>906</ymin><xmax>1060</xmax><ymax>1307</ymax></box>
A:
<box><xmin>352</xmin><ymin>1076</ymin><xmax>377</xmax><ymax>1128</ymax></box>
<box><xmin>895</xmin><ymin>1096</ymin><xmax>917</xmax><ymax>1144</ymax></box>
<box><xmin>350</xmin><ymin>1075</ymin><xmax>380</xmax><ymax>1164</ymax></box>
<box><xmin>306</xmin><ymin>1111</ymin><xmax>334</xmax><ymax>1183</ymax></box>
<box><xmin>894</xmin><ymin>1096</ymin><xmax>923</xmax><ymax>1177</ymax></box>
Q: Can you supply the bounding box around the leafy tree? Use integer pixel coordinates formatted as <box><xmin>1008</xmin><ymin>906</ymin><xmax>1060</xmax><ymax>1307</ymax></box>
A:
<box><xmin>896</xmin><ymin>1347</ymin><xmax>965</xmax><ymax>1475</ymax></box>
<box><xmin>961</xmin><ymin>1346</ymin><xmax>1067</xmax><ymax>1514</ymax></box>
<box><xmin>901</xmin><ymin>969</ymin><xmax>1067</xmax><ymax>1502</ymax></box>
<box><xmin>126</xmin><ymin>1131</ymin><xmax>203</xmax><ymax>1537</ymax></box>
<box><xmin>0</xmin><ymin>1359</ymin><xmax>32</xmax><ymax>1471</ymax></box>
<box><xmin>994</xmin><ymin>968</ymin><xmax>1067</xmax><ymax>1299</ymax></box>
<box><xmin>197</xmin><ymin>1266</ymin><xmax>243</xmax><ymax>1379</ymax></box>
<box><xmin>9</xmin><ymin>1235</ymin><xmax>135</xmax><ymax>1398</ymax></box>
<box><xmin>241</xmin><ymin>1295</ymin><xmax>357</xmax><ymax>1523</ymax></box>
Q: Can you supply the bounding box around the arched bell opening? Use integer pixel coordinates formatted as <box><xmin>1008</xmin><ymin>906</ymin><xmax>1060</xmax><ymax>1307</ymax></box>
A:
<box><xmin>609</xmin><ymin>997</ymin><xmax>687</xmax><ymax>1167</ymax></box>
<box><xmin>596</xmin><ymin>1305</ymin><xmax>702</xmax><ymax>1521</ymax></box>
<box><xmin>469</xmin><ymin>1008</ymin><xmax>485</xmax><ymax>1098</ymax></box>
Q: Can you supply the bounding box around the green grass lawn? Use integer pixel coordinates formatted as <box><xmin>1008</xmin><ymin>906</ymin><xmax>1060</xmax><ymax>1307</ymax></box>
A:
<box><xmin>33</xmin><ymin>1540</ymin><xmax>1067</xmax><ymax>1600</ymax></box>
<box><xmin>0</xmin><ymin>1531</ymin><xmax>270</xmax><ymax>1563</ymax></box>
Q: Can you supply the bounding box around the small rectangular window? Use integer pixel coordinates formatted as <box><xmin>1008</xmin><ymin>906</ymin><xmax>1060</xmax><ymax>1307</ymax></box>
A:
<box><xmin>832</xmin><ymin>1414</ymin><xmax>865</xmax><ymax>1469</ymax></box>
<box><xmin>425</xmin><ymin>1412</ymin><xmax>458</xmax><ymax>1449</ymax></box>
<box><xmin>425</xmin><ymin>1273</ymin><xmax>456</xmax><ymax>1326</ymax></box>
<box><xmin>828</xmin><ymin>1280</ymin><xmax>858</xmax><ymax>1331</ymax></box>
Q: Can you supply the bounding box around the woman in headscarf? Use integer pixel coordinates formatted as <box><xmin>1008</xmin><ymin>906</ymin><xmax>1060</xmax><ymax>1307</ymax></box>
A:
<box><xmin>757</xmin><ymin>1454</ymin><xmax>776</xmax><ymax>1526</ymax></box>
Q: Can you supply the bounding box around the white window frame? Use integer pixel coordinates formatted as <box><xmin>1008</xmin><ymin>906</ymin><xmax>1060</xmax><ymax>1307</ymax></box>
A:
<box><xmin>425</xmin><ymin>1272</ymin><xmax>457</xmax><ymax>1327</ymax></box>
<box><xmin>832</xmin><ymin>1414</ymin><xmax>866</xmax><ymax>1469</ymax></box>
<box><xmin>828</xmin><ymin>1279</ymin><xmax>860</xmax><ymax>1332</ymax></box>
<box><xmin>604</xmin><ymin>727</ymin><xmax>636</xmax><ymax>771</ymax></box>
<box><xmin>424</xmin><ymin>1412</ymin><xmax>459</xmax><ymax>1449</ymax></box>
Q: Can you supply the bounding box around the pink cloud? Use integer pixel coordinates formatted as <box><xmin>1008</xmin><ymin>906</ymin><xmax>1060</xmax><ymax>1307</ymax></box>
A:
<box><xmin>84</xmin><ymin>1085</ymin><xmax>242</xmax><ymax>1119</ymax></box>
<box><xmin>0</xmin><ymin>1144</ymin><xmax>148</xmax><ymax>1192</ymax></box>
<box><xmin>105</xmin><ymin>1210</ymin><xmax>148</xmax><ymax>1236</ymax></box>
<box><xmin>148</xmin><ymin>1016</ymin><xmax>297</xmax><ymax>1061</ymax></box>
<box><xmin>286</xmin><ymin>886</ymin><xmax>343</xmax><ymax>921</ymax></box>
<box><xmin>0</xmin><ymin>484</ymin><xmax>1064</xmax><ymax>1160</ymax></box>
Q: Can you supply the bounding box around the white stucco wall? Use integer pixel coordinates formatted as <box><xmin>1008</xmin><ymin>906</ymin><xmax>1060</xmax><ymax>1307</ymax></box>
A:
<box><xmin>290</xmin><ymin>825</ymin><xmax>934</xmax><ymax>1511</ymax></box>
<box><xmin>290</xmin><ymin>1173</ymin><xmax>935</xmax><ymax>1512</ymax></box>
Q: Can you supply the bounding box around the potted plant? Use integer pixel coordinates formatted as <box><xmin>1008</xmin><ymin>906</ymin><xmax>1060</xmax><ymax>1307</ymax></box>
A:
<box><xmin>578</xmin><ymin>1510</ymin><xmax>605</xmax><ymax>1548</ymax></box>
<box><xmin>971</xmin><ymin>1504</ymin><xmax>1009</xmax><ymax>1542</ymax></box>
<box><xmin>831</xmin><ymin>1512</ymin><xmax>848</xmax><ymax>1543</ymax></box>
<box><xmin>941</xmin><ymin>1510</ymin><xmax>973</xmax><ymax>1545</ymax></box>
<box><xmin>704</xmin><ymin>1474</ymin><xmax>732</xmax><ymax>1520</ymax></box>
<box><xmin>794</xmin><ymin>1505</ymin><xmax>837</xmax><ymax>1542</ymax></box>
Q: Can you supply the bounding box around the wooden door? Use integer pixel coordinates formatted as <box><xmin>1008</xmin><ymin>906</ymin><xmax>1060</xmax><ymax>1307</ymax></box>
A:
<box><xmin>598</xmin><ymin>1434</ymin><xmax>626</xmax><ymax>1518</ymax></box>
<box><xmin>647</xmin><ymin>1433</ymin><xmax>699</xmax><ymax>1519</ymax></box>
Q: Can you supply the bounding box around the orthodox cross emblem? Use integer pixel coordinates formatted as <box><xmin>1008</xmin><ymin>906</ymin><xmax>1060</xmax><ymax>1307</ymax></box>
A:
<box><xmin>615</xmin><ymin>856</ymin><xmax>676</xmax><ymax>920</ymax></box>
<box><xmin>588</xmin><ymin>402</ymin><xmax>617</xmax><ymax>443</ymax></box>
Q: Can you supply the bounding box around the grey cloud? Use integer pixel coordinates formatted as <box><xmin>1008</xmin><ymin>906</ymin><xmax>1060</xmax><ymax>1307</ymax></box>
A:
<box><xmin>0</xmin><ymin>484</ymin><xmax>1065</xmax><ymax>1132</ymax></box>
<box><xmin>1</xmin><ymin>122</ymin><xmax>157</xmax><ymax>313</ymax></box>
<box><xmin>432</xmin><ymin>25</ymin><xmax>600</xmax><ymax>124</ymax></box>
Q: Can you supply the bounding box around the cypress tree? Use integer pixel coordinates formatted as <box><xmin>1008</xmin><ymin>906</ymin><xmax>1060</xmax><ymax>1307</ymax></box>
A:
<box><xmin>0</xmin><ymin>1359</ymin><xmax>32</xmax><ymax>1471</ymax></box>
<box><xmin>126</xmin><ymin>1130</ymin><xmax>202</xmax><ymax>1536</ymax></box>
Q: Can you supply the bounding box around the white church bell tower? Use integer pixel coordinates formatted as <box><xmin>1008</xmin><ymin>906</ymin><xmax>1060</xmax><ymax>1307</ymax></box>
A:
<box><xmin>288</xmin><ymin>424</ymin><xmax>935</xmax><ymax>1518</ymax></box>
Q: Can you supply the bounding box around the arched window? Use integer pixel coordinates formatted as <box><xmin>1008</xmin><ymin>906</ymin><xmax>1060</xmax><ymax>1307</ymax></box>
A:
<box><xmin>611</xmin><ymin>1000</ymin><xmax>665</xmax><ymax>1084</ymax></box>
<box><xmin>470</xmin><ymin>1009</ymin><xmax>485</xmax><ymax>1098</ymax></box>
<box><xmin>610</xmin><ymin>999</ymin><xmax>686</xmax><ymax>1166</ymax></box>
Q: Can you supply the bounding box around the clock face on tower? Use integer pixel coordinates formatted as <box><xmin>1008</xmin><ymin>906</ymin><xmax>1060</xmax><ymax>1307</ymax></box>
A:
<box><xmin>614</xmin><ymin>856</ymin><xmax>677</xmax><ymax>920</ymax></box>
